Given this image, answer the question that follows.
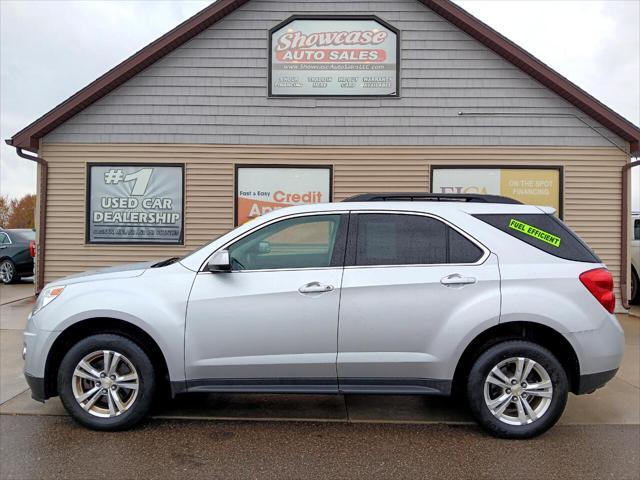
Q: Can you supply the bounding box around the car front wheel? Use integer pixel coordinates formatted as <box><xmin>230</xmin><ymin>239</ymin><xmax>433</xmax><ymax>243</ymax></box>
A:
<box><xmin>466</xmin><ymin>340</ymin><xmax>568</xmax><ymax>439</ymax></box>
<box><xmin>57</xmin><ymin>334</ymin><xmax>156</xmax><ymax>430</ymax></box>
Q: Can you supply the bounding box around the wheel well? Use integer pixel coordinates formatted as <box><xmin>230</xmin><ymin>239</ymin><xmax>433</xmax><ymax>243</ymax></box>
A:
<box><xmin>452</xmin><ymin>322</ymin><xmax>581</xmax><ymax>396</ymax></box>
<box><xmin>44</xmin><ymin>318</ymin><xmax>171</xmax><ymax>399</ymax></box>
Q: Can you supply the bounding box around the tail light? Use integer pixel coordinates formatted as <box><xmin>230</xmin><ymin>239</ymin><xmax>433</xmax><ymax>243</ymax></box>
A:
<box><xmin>579</xmin><ymin>268</ymin><xmax>615</xmax><ymax>313</ymax></box>
<box><xmin>29</xmin><ymin>240</ymin><xmax>36</xmax><ymax>258</ymax></box>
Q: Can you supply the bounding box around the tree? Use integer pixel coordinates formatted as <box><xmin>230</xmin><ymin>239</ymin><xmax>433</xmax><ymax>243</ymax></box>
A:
<box><xmin>0</xmin><ymin>196</ymin><xmax>9</xmax><ymax>228</ymax></box>
<box><xmin>6</xmin><ymin>194</ymin><xmax>36</xmax><ymax>229</ymax></box>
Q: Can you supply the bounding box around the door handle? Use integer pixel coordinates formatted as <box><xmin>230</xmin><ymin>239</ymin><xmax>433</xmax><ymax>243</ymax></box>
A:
<box><xmin>440</xmin><ymin>274</ymin><xmax>477</xmax><ymax>287</ymax></box>
<box><xmin>298</xmin><ymin>282</ymin><xmax>334</xmax><ymax>294</ymax></box>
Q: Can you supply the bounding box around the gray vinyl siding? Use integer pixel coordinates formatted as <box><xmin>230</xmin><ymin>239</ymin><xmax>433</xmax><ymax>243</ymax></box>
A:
<box><xmin>43</xmin><ymin>0</ymin><xmax>628</xmax><ymax>150</ymax></box>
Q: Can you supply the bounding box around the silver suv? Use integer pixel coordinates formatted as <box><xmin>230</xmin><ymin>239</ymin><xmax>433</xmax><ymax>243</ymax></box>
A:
<box><xmin>23</xmin><ymin>194</ymin><xmax>624</xmax><ymax>438</ymax></box>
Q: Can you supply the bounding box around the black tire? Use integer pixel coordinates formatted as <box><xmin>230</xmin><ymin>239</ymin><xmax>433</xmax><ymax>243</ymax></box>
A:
<box><xmin>466</xmin><ymin>340</ymin><xmax>568</xmax><ymax>439</ymax></box>
<box><xmin>0</xmin><ymin>259</ymin><xmax>17</xmax><ymax>284</ymax></box>
<box><xmin>631</xmin><ymin>268</ymin><xmax>639</xmax><ymax>305</ymax></box>
<box><xmin>58</xmin><ymin>334</ymin><xmax>156</xmax><ymax>431</ymax></box>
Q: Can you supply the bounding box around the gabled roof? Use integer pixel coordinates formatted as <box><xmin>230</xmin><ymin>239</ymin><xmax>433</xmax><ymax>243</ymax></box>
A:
<box><xmin>7</xmin><ymin>0</ymin><xmax>640</xmax><ymax>154</ymax></box>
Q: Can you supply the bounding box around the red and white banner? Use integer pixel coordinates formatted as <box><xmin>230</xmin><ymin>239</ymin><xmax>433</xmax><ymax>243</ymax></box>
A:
<box><xmin>236</xmin><ymin>167</ymin><xmax>331</xmax><ymax>225</ymax></box>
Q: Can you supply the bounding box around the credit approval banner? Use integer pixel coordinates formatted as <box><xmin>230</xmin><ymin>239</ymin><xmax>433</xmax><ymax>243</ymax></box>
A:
<box><xmin>431</xmin><ymin>168</ymin><xmax>561</xmax><ymax>215</ymax></box>
<box><xmin>236</xmin><ymin>167</ymin><xmax>331</xmax><ymax>225</ymax></box>
<box><xmin>270</xmin><ymin>18</ymin><xmax>398</xmax><ymax>96</ymax></box>
<box><xmin>88</xmin><ymin>164</ymin><xmax>183</xmax><ymax>243</ymax></box>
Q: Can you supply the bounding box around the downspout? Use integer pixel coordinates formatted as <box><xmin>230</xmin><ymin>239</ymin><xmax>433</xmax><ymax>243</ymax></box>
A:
<box><xmin>13</xmin><ymin>147</ymin><xmax>48</xmax><ymax>294</ymax></box>
<box><xmin>621</xmin><ymin>158</ymin><xmax>640</xmax><ymax>310</ymax></box>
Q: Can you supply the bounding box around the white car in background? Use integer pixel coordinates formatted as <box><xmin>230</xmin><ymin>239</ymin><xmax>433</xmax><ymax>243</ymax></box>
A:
<box><xmin>632</xmin><ymin>212</ymin><xmax>640</xmax><ymax>304</ymax></box>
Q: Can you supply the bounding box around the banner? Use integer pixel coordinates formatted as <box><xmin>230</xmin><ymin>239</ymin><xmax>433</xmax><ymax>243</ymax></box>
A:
<box><xmin>270</xmin><ymin>18</ymin><xmax>398</xmax><ymax>96</ymax></box>
<box><xmin>432</xmin><ymin>168</ymin><xmax>561</xmax><ymax>215</ymax></box>
<box><xmin>236</xmin><ymin>167</ymin><xmax>331</xmax><ymax>225</ymax></box>
<box><xmin>88</xmin><ymin>164</ymin><xmax>183</xmax><ymax>243</ymax></box>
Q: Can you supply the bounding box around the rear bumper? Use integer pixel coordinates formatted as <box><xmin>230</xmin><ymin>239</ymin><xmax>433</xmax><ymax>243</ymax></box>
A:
<box><xmin>25</xmin><ymin>373</ymin><xmax>46</xmax><ymax>403</ymax></box>
<box><xmin>575</xmin><ymin>368</ymin><xmax>618</xmax><ymax>395</ymax></box>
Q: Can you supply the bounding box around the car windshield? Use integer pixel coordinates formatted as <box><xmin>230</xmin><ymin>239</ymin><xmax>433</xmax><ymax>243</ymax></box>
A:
<box><xmin>151</xmin><ymin>226</ymin><xmax>239</xmax><ymax>268</ymax></box>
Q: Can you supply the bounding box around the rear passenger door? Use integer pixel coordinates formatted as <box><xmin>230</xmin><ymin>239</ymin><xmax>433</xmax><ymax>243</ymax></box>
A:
<box><xmin>337</xmin><ymin>212</ymin><xmax>501</xmax><ymax>394</ymax></box>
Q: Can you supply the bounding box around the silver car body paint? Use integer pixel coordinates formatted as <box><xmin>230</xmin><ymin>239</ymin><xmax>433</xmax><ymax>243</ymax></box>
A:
<box><xmin>24</xmin><ymin>201</ymin><xmax>624</xmax><ymax>396</ymax></box>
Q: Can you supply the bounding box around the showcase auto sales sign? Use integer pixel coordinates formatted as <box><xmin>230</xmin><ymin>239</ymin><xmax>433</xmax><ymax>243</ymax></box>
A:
<box><xmin>270</xmin><ymin>18</ymin><xmax>398</xmax><ymax>96</ymax></box>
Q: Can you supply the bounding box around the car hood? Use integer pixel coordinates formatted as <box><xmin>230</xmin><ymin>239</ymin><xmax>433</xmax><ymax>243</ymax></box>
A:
<box><xmin>50</xmin><ymin>261</ymin><xmax>157</xmax><ymax>286</ymax></box>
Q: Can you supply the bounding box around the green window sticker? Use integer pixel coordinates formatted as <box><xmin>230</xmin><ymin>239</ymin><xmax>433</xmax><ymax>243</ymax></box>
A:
<box><xmin>508</xmin><ymin>219</ymin><xmax>561</xmax><ymax>248</ymax></box>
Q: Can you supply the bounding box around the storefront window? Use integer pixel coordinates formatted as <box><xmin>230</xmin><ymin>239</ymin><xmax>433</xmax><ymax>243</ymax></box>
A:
<box><xmin>235</xmin><ymin>166</ymin><xmax>332</xmax><ymax>225</ymax></box>
<box><xmin>86</xmin><ymin>164</ymin><xmax>184</xmax><ymax>244</ymax></box>
<box><xmin>431</xmin><ymin>167</ymin><xmax>563</xmax><ymax>217</ymax></box>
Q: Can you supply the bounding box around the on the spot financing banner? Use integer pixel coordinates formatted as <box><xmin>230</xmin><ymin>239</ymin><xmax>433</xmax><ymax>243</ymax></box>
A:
<box><xmin>270</xmin><ymin>18</ymin><xmax>398</xmax><ymax>96</ymax></box>
<box><xmin>236</xmin><ymin>167</ymin><xmax>331</xmax><ymax>225</ymax></box>
<box><xmin>432</xmin><ymin>168</ymin><xmax>561</xmax><ymax>215</ymax></box>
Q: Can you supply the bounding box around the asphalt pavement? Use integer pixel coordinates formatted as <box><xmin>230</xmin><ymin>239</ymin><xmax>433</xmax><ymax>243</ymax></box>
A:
<box><xmin>1</xmin><ymin>282</ymin><xmax>639</xmax><ymax>479</ymax></box>
<box><xmin>1</xmin><ymin>417</ymin><xmax>639</xmax><ymax>480</ymax></box>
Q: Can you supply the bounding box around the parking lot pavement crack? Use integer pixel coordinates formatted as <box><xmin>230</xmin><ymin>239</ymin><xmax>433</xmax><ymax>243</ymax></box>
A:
<box><xmin>343</xmin><ymin>395</ymin><xmax>351</xmax><ymax>423</ymax></box>
<box><xmin>0</xmin><ymin>387</ymin><xmax>30</xmax><ymax>408</ymax></box>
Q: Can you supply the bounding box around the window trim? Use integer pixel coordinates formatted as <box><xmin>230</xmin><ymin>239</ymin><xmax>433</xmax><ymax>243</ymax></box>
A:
<box><xmin>0</xmin><ymin>232</ymin><xmax>12</xmax><ymax>245</ymax></box>
<box><xmin>344</xmin><ymin>210</ymin><xmax>489</xmax><ymax>269</ymax></box>
<box><xmin>200</xmin><ymin>211</ymin><xmax>350</xmax><ymax>273</ymax></box>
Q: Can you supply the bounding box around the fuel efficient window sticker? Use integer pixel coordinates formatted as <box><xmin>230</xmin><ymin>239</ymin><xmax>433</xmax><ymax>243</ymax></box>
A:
<box><xmin>508</xmin><ymin>219</ymin><xmax>561</xmax><ymax>248</ymax></box>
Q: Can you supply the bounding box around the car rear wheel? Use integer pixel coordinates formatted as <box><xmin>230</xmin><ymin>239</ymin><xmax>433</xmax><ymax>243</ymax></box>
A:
<box><xmin>466</xmin><ymin>340</ymin><xmax>568</xmax><ymax>439</ymax></box>
<box><xmin>58</xmin><ymin>334</ymin><xmax>156</xmax><ymax>430</ymax></box>
<box><xmin>0</xmin><ymin>259</ymin><xmax>17</xmax><ymax>284</ymax></box>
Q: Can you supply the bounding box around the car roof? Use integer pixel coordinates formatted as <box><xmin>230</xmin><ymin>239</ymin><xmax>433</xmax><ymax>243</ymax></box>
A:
<box><xmin>257</xmin><ymin>201</ymin><xmax>555</xmax><ymax>219</ymax></box>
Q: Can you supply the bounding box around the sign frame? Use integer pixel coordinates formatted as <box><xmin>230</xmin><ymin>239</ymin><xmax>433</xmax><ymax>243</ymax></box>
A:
<box><xmin>234</xmin><ymin>164</ymin><xmax>333</xmax><ymax>226</ymax></box>
<box><xmin>430</xmin><ymin>165</ymin><xmax>564</xmax><ymax>219</ymax></box>
<box><xmin>268</xmin><ymin>15</ymin><xmax>401</xmax><ymax>98</ymax></box>
<box><xmin>85</xmin><ymin>162</ymin><xmax>186</xmax><ymax>245</ymax></box>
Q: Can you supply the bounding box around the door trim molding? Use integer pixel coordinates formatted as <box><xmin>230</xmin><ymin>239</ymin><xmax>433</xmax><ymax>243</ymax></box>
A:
<box><xmin>185</xmin><ymin>377</ymin><xmax>452</xmax><ymax>395</ymax></box>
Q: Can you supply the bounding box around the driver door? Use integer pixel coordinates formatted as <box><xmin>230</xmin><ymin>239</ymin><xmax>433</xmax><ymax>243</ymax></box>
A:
<box><xmin>185</xmin><ymin>212</ymin><xmax>348</xmax><ymax>393</ymax></box>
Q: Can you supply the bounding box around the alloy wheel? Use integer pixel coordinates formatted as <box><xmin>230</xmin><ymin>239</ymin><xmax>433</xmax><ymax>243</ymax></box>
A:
<box><xmin>0</xmin><ymin>261</ymin><xmax>14</xmax><ymax>283</ymax></box>
<box><xmin>483</xmin><ymin>356</ymin><xmax>553</xmax><ymax>426</ymax></box>
<box><xmin>72</xmin><ymin>350</ymin><xmax>139</xmax><ymax>418</ymax></box>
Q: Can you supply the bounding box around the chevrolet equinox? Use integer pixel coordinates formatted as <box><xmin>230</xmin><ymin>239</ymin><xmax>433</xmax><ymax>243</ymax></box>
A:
<box><xmin>23</xmin><ymin>194</ymin><xmax>624</xmax><ymax>438</ymax></box>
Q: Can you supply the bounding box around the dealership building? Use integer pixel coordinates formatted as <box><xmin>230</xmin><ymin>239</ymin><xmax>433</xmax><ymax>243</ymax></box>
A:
<box><xmin>7</xmin><ymin>0</ymin><xmax>640</xmax><ymax>307</ymax></box>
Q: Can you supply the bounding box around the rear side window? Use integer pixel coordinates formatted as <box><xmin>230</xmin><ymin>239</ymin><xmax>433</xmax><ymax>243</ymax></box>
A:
<box><xmin>0</xmin><ymin>233</ymin><xmax>9</xmax><ymax>244</ymax></box>
<box><xmin>634</xmin><ymin>219</ymin><xmax>640</xmax><ymax>240</ymax></box>
<box><xmin>353</xmin><ymin>213</ymin><xmax>484</xmax><ymax>266</ymax></box>
<box><xmin>474</xmin><ymin>213</ymin><xmax>600</xmax><ymax>263</ymax></box>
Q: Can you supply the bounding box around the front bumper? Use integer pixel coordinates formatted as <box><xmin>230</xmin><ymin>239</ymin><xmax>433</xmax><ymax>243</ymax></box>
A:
<box><xmin>25</xmin><ymin>373</ymin><xmax>46</xmax><ymax>402</ymax></box>
<box><xmin>576</xmin><ymin>368</ymin><xmax>618</xmax><ymax>395</ymax></box>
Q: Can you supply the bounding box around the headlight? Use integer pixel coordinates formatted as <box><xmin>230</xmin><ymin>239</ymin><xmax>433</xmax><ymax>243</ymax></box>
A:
<box><xmin>32</xmin><ymin>285</ymin><xmax>66</xmax><ymax>315</ymax></box>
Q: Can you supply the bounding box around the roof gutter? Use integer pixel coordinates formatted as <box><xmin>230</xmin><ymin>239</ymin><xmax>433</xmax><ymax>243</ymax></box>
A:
<box><xmin>11</xmin><ymin>146</ymin><xmax>47</xmax><ymax>293</ymax></box>
<box><xmin>621</xmin><ymin>158</ymin><xmax>640</xmax><ymax>309</ymax></box>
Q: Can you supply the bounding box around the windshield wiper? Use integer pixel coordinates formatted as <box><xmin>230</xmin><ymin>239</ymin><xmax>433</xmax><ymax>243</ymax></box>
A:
<box><xmin>151</xmin><ymin>257</ymin><xmax>181</xmax><ymax>268</ymax></box>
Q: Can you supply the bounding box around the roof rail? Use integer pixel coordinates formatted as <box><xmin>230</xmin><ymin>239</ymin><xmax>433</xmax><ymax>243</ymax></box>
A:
<box><xmin>342</xmin><ymin>193</ymin><xmax>523</xmax><ymax>204</ymax></box>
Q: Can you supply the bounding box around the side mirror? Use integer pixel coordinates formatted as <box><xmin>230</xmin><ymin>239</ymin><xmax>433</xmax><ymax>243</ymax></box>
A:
<box><xmin>258</xmin><ymin>240</ymin><xmax>271</xmax><ymax>255</ymax></box>
<box><xmin>206</xmin><ymin>250</ymin><xmax>231</xmax><ymax>273</ymax></box>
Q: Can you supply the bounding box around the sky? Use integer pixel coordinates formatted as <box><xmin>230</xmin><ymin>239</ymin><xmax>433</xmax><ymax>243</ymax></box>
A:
<box><xmin>1</xmin><ymin>0</ymin><xmax>639</xmax><ymax>209</ymax></box>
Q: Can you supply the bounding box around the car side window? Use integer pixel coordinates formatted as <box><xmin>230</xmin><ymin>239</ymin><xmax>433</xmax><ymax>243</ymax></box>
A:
<box><xmin>228</xmin><ymin>214</ymin><xmax>346</xmax><ymax>271</ymax></box>
<box><xmin>354</xmin><ymin>213</ymin><xmax>483</xmax><ymax>266</ymax></box>
<box><xmin>635</xmin><ymin>219</ymin><xmax>640</xmax><ymax>241</ymax></box>
<box><xmin>0</xmin><ymin>233</ymin><xmax>9</xmax><ymax>244</ymax></box>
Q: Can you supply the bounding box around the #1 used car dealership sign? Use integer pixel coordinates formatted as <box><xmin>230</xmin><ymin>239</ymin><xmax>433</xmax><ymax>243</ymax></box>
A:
<box><xmin>270</xmin><ymin>17</ymin><xmax>398</xmax><ymax>96</ymax></box>
<box><xmin>87</xmin><ymin>164</ymin><xmax>184</xmax><ymax>244</ymax></box>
